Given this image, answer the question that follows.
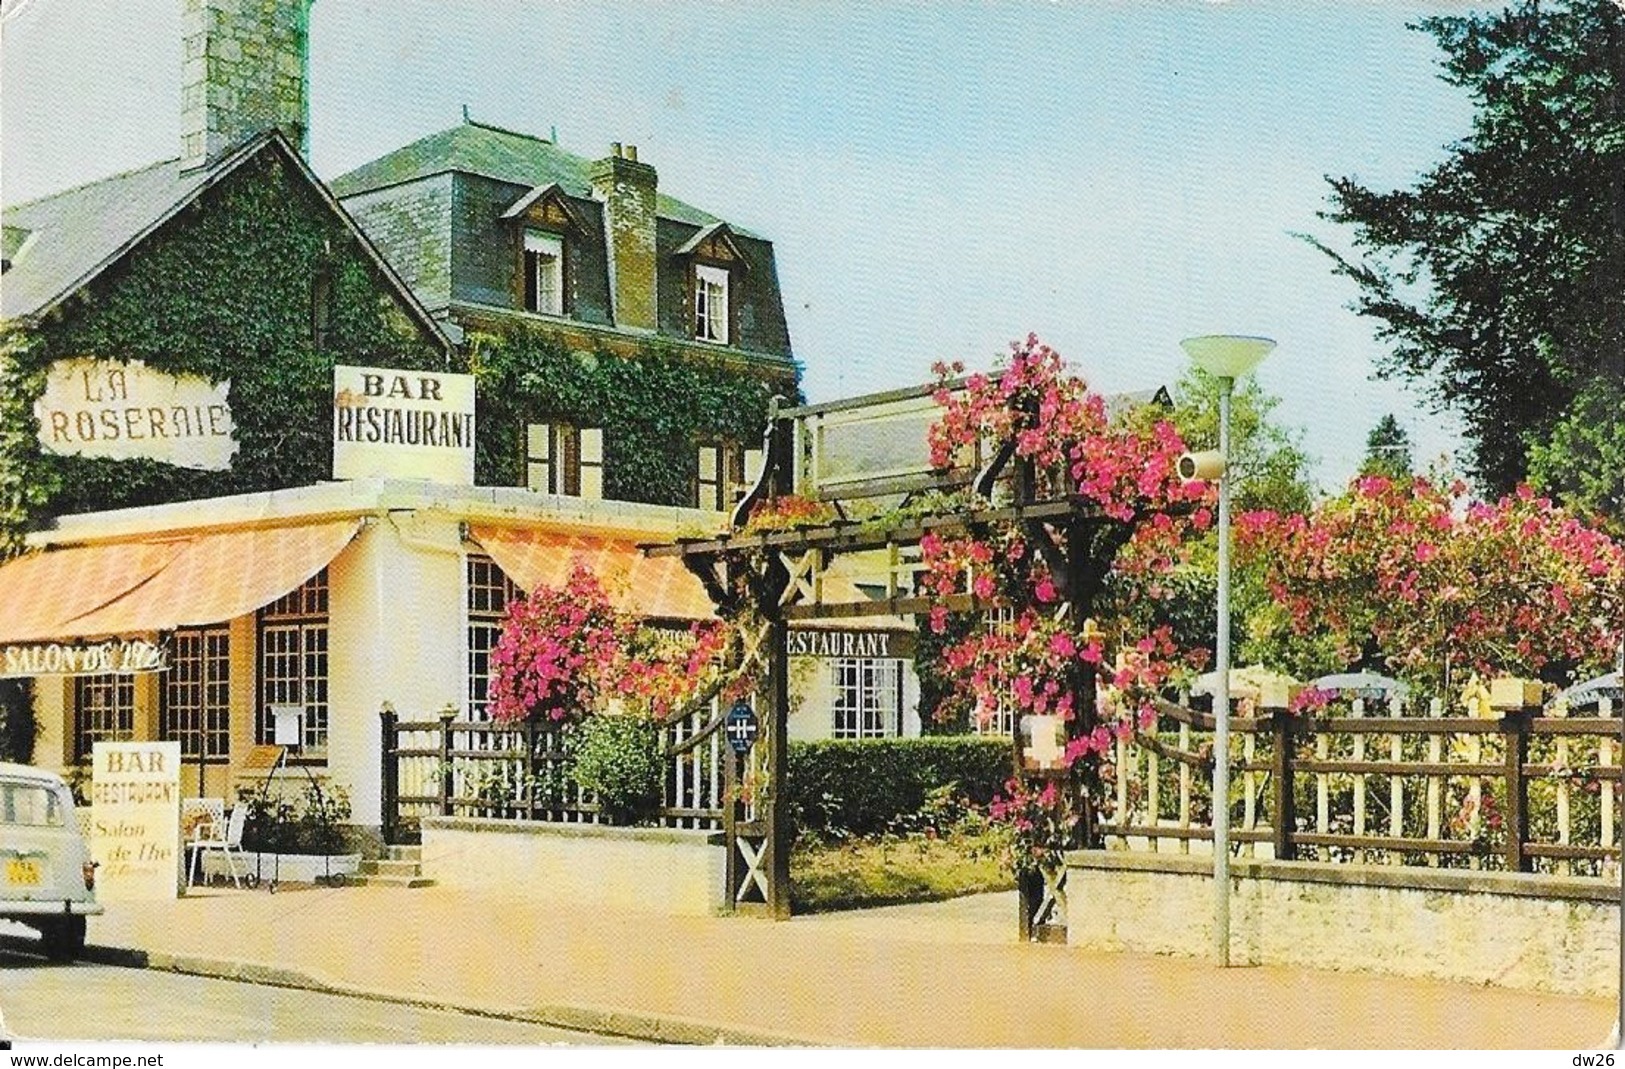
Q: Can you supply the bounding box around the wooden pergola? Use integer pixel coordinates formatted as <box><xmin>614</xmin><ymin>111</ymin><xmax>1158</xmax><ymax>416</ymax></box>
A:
<box><xmin>645</xmin><ymin>382</ymin><xmax>1177</xmax><ymax>935</ymax></box>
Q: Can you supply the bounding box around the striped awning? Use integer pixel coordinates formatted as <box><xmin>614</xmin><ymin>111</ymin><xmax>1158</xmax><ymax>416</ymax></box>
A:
<box><xmin>0</xmin><ymin>519</ymin><xmax>362</xmax><ymax>643</ymax></box>
<box><xmin>468</xmin><ymin>525</ymin><xmax>715</xmax><ymax>622</ymax></box>
<box><xmin>0</xmin><ymin>539</ymin><xmax>187</xmax><ymax>644</ymax></box>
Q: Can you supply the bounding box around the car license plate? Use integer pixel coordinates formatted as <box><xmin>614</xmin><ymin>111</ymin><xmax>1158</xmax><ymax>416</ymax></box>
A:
<box><xmin>5</xmin><ymin>857</ymin><xmax>42</xmax><ymax>886</ymax></box>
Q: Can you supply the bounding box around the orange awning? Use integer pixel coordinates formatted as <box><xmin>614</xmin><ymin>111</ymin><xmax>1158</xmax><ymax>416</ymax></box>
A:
<box><xmin>469</xmin><ymin>525</ymin><xmax>715</xmax><ymax>622</ymax></box>
<box><xmin>60</xmin><ymin>520</ymin><xmax>363</xmax><ymax>638</ymax></box>
<box><xmin>0</xmin><ymin>519</ymin><xmax>362</xmax><ymax>643</ymax></box>
<box><xmin>0</xmin><ymin>540</ymin><xmax>188</xmax><ymax>643</ymax></box>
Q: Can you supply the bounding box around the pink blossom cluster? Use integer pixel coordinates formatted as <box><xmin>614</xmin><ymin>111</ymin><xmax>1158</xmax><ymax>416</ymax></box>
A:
<box><xmin>1237</xmin><ymin>475</ymin><xmax>1625</xmax><ymax>690</ymax></box>
<box><xmin>486</xmin><ymin>564</ymin><xmax>742</xmax><ymax>725</ymax></box>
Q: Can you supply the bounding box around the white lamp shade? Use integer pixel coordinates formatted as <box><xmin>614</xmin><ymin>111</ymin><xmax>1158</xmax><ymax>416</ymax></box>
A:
<box><xmin>1180</xmin><ymin>335</ymin><xmax>1277</xmax><ymax>379</ymax></box>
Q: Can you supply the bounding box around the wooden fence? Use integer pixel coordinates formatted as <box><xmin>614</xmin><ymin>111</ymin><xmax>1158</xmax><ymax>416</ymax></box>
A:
<box><xmin>1101</xmin><ymin>695</ymin><xmax>1622</xmax><ymax>876</ymax></box>
<box><xmin>379</xmin><ymin>704</ymin><xmax>725</xmax><ymax>844</ymax></box>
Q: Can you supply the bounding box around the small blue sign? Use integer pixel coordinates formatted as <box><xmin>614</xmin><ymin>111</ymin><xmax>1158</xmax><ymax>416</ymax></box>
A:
<box><xmin>725</xmin><ymin>700</ymin><xmax>760</xmax><ymax>755</ymax></box>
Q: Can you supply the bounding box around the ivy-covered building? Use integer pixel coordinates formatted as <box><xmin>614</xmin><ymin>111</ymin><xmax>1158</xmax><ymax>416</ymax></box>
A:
<box><xmin>331</xmin><ymin>119</ymin><xmax>797</xmax><ymax>508</ymax></box>
<box><xmin>0</xmin><ymin>0</ymin><xmax>812</xmax><ymax>842</ymax></box>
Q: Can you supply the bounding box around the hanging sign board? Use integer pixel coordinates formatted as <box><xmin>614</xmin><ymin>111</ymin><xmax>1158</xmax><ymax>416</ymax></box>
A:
<box><xmin>89</xmin><ymin>741</ymin><xmax>183</xmax><ymax>900</ymax></box>
<box><xmin>725</xmin><ymin>700</ymin><xmax>760</xmax><ymax>755</ymax></box>
<box><xmin>0</xmin><ymin>638</ymin><xmax>168</xmax><ymax>678</ymax></box>
<box><xmin>332</xmin><ymin>365</ymin><xmax>476</xmax><ymax>484</ymax></box>
<box><xmin>34</xmin><ymin>358</ymin><xmax>236</xmax><ymax>471</ymax></box>
<box><xmin>787</xmin><ymin>629</ymin><xmax>914</xmax><ymax>659</ymax></box>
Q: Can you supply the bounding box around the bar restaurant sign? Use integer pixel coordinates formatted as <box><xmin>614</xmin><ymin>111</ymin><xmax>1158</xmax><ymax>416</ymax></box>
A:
<box><xmin>332</xmin><ymin>364</ymin><xmax>476</xmax><ymax>484</ymax></box>
<box><xmin>89</xmin><ymin>741</ymin><xmax>183</xmax><ymax>900</ymax></box>
<box><xmin>0</xmin><ymin>638</ymin><xmax>169</xmax><ymax>678</ymax></box>
<box><xmin>33</xmin><ymin>357</ymin><xmax>237</xmax><ymax>471</ymax></box>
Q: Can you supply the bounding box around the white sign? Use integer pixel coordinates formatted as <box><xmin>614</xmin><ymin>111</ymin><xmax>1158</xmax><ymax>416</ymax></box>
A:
<box><xmin>0</xmin><ymin>638</ymin><xmax>168</xmax><ymax>678</ymax></box>
<box><xmin>332</xmin><ymin>365</ymin><xmax>476</xmax><ymax>484</ymax></box>
<box><xmin>89</xmin><ymin>741</ymin><xmax>183</xmax><ymax>900</ymax></box>
<box><xmin>34</xmin><ymin>358</ymin><xmax>236</xmax><ymax>471</ymax></box>
<box><xmin>787</xmin><ymin>629</ymin><xmax>914</xmax><ymax>659</ymax></box>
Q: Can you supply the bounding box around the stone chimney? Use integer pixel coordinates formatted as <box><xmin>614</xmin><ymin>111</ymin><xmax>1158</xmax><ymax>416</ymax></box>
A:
<box><xmin>180</xmin><ymin>0</ymin><xmax>314</xmax><ymax>173</ymax></box>
<box><xmin>588</xmin><ymin>143</ymin><xmax>659</xmax><ymax>332</ymax></box>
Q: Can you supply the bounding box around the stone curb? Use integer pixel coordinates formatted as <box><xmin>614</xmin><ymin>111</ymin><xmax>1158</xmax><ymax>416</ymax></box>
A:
<box><xmin>0</xmin><ymin>935</ymin><xmax>820</xmax><ymax>1047</ymax></box>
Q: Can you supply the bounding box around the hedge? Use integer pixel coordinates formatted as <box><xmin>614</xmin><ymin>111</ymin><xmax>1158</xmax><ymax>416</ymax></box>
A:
<box><xmin>786</xmin><ymin>736</ymin><xmax>1013</xmax><ymax>836</ymax></box>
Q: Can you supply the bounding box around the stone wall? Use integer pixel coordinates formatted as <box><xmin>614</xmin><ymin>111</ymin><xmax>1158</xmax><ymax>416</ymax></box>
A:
<box><xmin>421</xmin><ymin>816</ymin><xmax>725</xmax><ymax>915</ymax></box>
<box><xmin>1066</xmin><ymin>850</ymin><xmax>1617</xmax><ymax>997</ymax></box>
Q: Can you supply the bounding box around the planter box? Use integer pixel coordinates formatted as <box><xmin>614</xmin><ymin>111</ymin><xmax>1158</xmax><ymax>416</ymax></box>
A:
<box><xmin>420</xmin><ymin>817</ymin><xmax>725</xmax><ymax>915</ymax></box>
<box><xmin>199</xmin><ymin>850</ymin><xmax>360</xmax><ymax>885</ymax></box>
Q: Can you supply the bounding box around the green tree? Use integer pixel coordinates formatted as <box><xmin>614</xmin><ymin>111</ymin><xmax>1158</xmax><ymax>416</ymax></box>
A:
<box><xmin>1137</xmin><ymin>367</ymin><xmax>1318</xmax><ymax>673</ymax></box>
<box><xmin>1306</xmin><ymin>0</ymin><xmax>1625</xmax><ymax>527</ymax></box>
<box><xmin>1164</xmin><ymin>367</ymin><xmax>1315</xmax><ymax>515</ymax></box>
<box><xmin>1360</xmin><ymin>413</ymin><xmax>1415</xmax><ymax>480</ymax></box>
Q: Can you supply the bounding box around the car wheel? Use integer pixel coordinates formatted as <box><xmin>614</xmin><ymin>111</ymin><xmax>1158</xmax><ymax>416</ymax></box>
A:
<box><xmin>40</xmin><ymin>916</ymin><xmax>86</xmax><ymax>962</ymax></box>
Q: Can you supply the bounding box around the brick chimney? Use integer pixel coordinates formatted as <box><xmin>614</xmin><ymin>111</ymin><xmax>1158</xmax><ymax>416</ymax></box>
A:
<box><xmin>180</xmin><ymin>0</ymin><xmax>314</xmax><ymax>173</ymax></box>
<box><xmin>588</xmin><ymin>143</ymin><xmax>659</xmax><ymax>332</ymax></box>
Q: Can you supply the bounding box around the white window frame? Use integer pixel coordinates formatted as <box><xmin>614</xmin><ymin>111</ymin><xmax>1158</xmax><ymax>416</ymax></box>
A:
<box><xmin>694</xmin><ymin>263</ymin><xmax>729</xmax><ymax>344</ymax></box>
<box><xmin>526</xmin><ymin>422</ymin><xmax>603</xmax><ymax>499</ymax></box>
<box><xmin>972</xmin><ymin>607</ymin><xmax>1018</xmax><ymax>737</ymax></box>
<box><xmin>524</xmin><ymin>230</ymin><xmax>564</xmax><ymax>316</ymax></box>
<box><xmin>831</xmin><ymin>657</ymin><xmax>902</xmax><ymax>739</ymax></box>
<box><xmin>695</xmin><ymin>441</ymin><xmax>763</xmax><ymax>511</ymax></box>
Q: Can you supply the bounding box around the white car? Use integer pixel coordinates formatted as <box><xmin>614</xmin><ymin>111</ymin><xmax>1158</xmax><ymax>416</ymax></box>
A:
<box><xmin>0</xmin><ymin>762</ymin><xmax>102</xmax><ymax>960</ymax></box>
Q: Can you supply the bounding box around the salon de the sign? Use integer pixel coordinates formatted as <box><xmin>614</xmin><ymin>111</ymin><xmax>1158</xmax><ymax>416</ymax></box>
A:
<box><xmin>0</xmin><ymin>639</ymin><xmax>169</xmax><ymax>678</ymax></box>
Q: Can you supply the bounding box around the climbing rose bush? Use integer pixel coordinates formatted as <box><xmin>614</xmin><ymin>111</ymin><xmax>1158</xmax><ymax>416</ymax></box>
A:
<box><xmin>923</xmin><ymin>335</ymin><xmax>1212</xmax><ymax>750</ymax></box>
<box><xmin>487</xmin><ymin>564</ymin><xmax>737</xmax><ymax>724</ymax></box>
<box><xmin>918</xmin><ymin>336</ymin><xmax>1218</xmax><ymax>868</ymax></box>
<box><xmin>1236</xmin><ymin>475</ymin><xmax>1625</xmax><ymax>691</ymax></box>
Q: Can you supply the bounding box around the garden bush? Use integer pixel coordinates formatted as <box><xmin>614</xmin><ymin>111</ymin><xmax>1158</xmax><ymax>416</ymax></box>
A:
<box><xmin>786</xmin><ymin>736</ymin><xmax>1012</xmax><ymax>837</ymax></box>
<box><xmin>568</xmin><ymin>714</ymin><xmax>665</xmax><ymax>823</ymax></box>
<box><xmin>241</xmin><ymin>780</ymin><xmax>351</xmax><ymax>855</ymax></box>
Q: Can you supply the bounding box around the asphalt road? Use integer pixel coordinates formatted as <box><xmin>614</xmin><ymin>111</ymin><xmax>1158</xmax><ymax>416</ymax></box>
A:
<box><xmin>0</xmin><ymin>948</ymin><xmax>633</xmax><ymax>1045</ymax></box>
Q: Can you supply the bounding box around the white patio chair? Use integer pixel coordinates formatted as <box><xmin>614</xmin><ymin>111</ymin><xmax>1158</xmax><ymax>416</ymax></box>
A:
<box><xmin>190</xmin><ymin>804</ymin><xmax>247</xmax><ymax>889</ymax></box>
<box><xmin>181</xmin><ymin>798</ymin><xmax>225</xmax><ymax>887</ymax></box>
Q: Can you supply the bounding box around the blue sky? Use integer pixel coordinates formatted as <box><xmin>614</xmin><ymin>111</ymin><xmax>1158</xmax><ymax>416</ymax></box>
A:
<box><xmin>2</xmin><ymin>0</ymin><xmax>1482</xmax><ymax>489</ymax></box>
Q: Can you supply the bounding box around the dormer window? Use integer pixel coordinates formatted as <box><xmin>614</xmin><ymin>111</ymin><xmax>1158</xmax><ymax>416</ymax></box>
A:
<box><xmin>694</xmin><ymin>263</ymin><xmax>729</xmax><ymax>344</ymax></box>
<box><xmin>524</xmin><ymin>231</ymin><xmax>564</xmax><ymax>316</ymax></box>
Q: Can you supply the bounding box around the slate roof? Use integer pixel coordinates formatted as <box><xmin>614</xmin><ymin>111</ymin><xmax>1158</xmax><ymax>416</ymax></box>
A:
<box><xmin>1</xmin><ymin>157</ymin><xmax>213</xmax><ymax>320</ymax></box>
<box><xmin>330</xmin><ymin>120</ymin><xmax>761</xmax><ymax>238</ymax></box>
<box><xmin>0</xmin><ymin>132</ymin><xmax>454</xmax><ymax>351</ymax></box>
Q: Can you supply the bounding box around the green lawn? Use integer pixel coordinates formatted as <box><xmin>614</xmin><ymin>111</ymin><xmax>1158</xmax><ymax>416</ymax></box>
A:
<box><xmin>789</xmin><ymin>829</ymin><xmax>1014</xmax><ymax>913</ymax></box>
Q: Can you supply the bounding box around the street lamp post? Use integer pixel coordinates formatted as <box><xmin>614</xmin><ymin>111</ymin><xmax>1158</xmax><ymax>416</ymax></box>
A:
<box><xmin>1181</xmin><ymin>334</ymin><xmax>1277</xmax><ymax>968</ymax></box>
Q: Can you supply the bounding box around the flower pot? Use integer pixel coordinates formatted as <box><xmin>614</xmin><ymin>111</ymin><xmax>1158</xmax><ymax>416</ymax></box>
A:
<box><xmin>1259</xmin><ymin>680</ymin><xmax>1303</xmax><ymax>710</ymax></box>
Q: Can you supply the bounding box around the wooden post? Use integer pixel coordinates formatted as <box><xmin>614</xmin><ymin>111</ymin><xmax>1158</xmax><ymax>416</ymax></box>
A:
<box><xmin>379</xmin><ymin>705</ymin><xmax>398</xmax><ymax>846</ymax></box>
<box><xmin>1271</xmin><ymin>710</ymin><xmax>1296</xmax><ymax>860</ymax></box>
<box><xmin>1504</xmin><ymin>707</ymin><xmax>1531</xmax><ymax>872</ymax></box>
<box><xmin>523</xmin><ymin>716</ymin><xmax>539</xmax><ymax>823</ymax></box>
<box><xmin>438</xmin><ymin>706</ymin><xmax>456</xmax><ymax>818</ymax></box>
<box><xmin>722</xmin><ymin>731</ymin><xmax>741</xmax><ymax>915</ymax></box>
<box><xmin>766</xmin><ymin>616</ymin><xmax>792</xmax><ymax>920</ymax></box>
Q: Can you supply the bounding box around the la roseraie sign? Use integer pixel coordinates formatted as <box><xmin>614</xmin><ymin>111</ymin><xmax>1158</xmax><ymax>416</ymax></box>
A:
<box><xmin>33</xmin><ymin>358</ymin><xmax>237</xmax><ymax>471</ymax></box>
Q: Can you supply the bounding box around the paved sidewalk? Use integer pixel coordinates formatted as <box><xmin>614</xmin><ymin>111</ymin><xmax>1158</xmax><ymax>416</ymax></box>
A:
<box><xmin>32</xmin><ymin>884</ymin><xmax>1618</xmax><ymax>1048</ymax></box>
